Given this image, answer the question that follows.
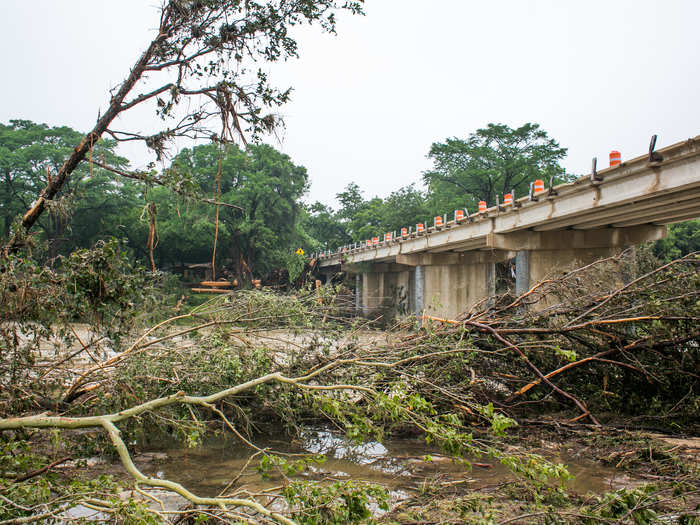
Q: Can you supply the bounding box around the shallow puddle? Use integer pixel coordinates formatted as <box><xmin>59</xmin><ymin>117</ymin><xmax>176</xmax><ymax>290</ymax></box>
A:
<box><xmin>141</xmin><ymin>427</ymin><xmax>625</xmax><ymax>498</ymax></box>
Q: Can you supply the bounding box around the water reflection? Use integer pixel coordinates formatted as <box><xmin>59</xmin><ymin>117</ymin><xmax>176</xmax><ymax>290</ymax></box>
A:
<box><xmin>141</xmin><ymin>427</ymin><xmax>626</xmax><ymax>498</ymax></box>
<box><xmin>300</xmin><ymin>429</ymin><xmax>388</xmax><ymax>463</ymax></box>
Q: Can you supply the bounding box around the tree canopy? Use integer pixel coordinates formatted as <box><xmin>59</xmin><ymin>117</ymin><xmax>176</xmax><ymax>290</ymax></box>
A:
<box><xmin>0</xmin><ymin>120</ymin><xmax>133</xmax><ymax>258</ymax></box>
<box><xmin>0</xmin><ymin>121</ymin><xmax>312</xmax><ymax>282</ymax></box>
<box><xmin>154</xmin><ymin>142</ymin><xmax>309</xmax><ymax>279</ymax></box>
<box><xmin>5</xmin><ymin>0</ymin><xmax>364</xmax><ymax>253</ymax></box>
<box><xmin>424</xmin><ymin>123</ymin><xmax>570</xmax><ymax>209</ymax></box>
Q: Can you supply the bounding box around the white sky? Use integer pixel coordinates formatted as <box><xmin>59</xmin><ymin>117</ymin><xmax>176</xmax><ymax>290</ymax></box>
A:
<box><xmin>1</xmin><ymin>1</ymin><xmax>699</xmax><ymax>208</ymax></box>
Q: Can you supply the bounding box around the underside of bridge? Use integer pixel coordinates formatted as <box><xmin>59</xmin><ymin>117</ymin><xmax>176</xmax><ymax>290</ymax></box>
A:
<box><xmin>327</xmin><ymin>224</ymin><xmax>666</xmax><ymax>320</ymax></box>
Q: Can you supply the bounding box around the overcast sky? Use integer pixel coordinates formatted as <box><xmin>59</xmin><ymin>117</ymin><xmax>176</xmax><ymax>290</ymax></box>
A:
<box><xmin>1</xmin><ymin>1</ymin><xmax>699</xmax><ymax>208</ymax></box>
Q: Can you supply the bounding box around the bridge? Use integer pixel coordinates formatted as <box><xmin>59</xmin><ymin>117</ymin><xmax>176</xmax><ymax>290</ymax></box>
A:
<box><xmin>316</xmin><ymin>135</ymin><xmax>700</xmax><ymax>319</ymax></box>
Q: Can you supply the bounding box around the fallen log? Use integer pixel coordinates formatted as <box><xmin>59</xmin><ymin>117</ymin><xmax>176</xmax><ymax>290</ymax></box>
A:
<box><xmin>200</xmin><ymin>280</ymin><xmax>237</xmax><ymax>287</ymax></box>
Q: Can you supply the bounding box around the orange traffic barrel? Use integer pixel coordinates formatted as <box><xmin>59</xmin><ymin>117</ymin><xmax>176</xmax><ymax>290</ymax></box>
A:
<box><xmin>534</xmin><ymin>179</ymin><xmax>545</xmax><ymax>193</ymax></box>
<box><xmin>434</xmin><ymin>215</ymin><xmax>443</xmax><ymax>227</ymax></box>
<box><xmin>455</xmin><ymin>209</ymin><xmax>465</xmax><ymax>221</ymax></box>
<box><xmin>401</xmin><ymin>227</ymin><xmax>408</xmax><ymax>237</ymax></box>
<box><xmin>504</xmin><ymin>193</ymin><xmax>513</xmax><ymax>206</ymax></box>
<box><xmin>365</xmin><ymin>239</ymin><xmax>371</xmax><ymax>247</ymax></box>
<box><xmin>609</xmin><ymin>150</ymin><xmax>621</xmax><ymax>167</ymax></box>
<box><xmin>385</xmin><ymin>232</ymin><xmax>392</xmax><ymax>242</ymax></box>
<box><xmin>372</xmin><ymin>236</ymin><xmax>378</xmax><ymax>245</ymax></box>
<box><xmin>416</xmin><ymin>223</ymin><xmax>424</xmax><ymax>233</ymax></box>
<box><xmin>478</xmin><ymin>201</ymin><xmax>487</xmax><ymax>213</ymax></box>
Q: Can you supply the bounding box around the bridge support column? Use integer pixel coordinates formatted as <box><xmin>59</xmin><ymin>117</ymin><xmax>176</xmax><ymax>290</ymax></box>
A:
<box><xmin>362</xmin><ymin>272</ymin><xmax>380</xmax><ymax>315</ymax></box>
<box><xmin>355</xmin><ymin>273</ymin><xmax>362</xmax><ymax>313</ymax></box>
<box><xmin>397</xmin><ymin>251</ymin><xmax>511</xmax><ymax>320</ymax></box>
<box><xmin>485</xmin><ymin>260</ymin><xmax>496</xmax><ymax>307</ymax></box>
<box><xmin>515</xmin><ymin>250</ymin><xmax>530</xmax><ymax>296</ymax></box>
<box><xmin>488</xmin><ymin>226</ymin><xmax>667</xmax><ymax>306</ymax></box>
<box><xmin>528</xmin><ymin>248</ymin><xmax>616</xmax><ymax>285</ymax></box>
<box><xmin>351</xmin><ymin>264</ymin><xmax>408</xmax><ymax>317</ymax></box>
<box><xmin>415</xmin><ymin>265</ymin><xmax>425</xmax><ymax>324</ymax></box>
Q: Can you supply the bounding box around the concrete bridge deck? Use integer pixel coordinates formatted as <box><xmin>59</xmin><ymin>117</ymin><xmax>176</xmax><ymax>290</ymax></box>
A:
<box><xmin>316</xmin><ymin>135</ymin><xmax>700</xmax><ymax>319</ymax></box>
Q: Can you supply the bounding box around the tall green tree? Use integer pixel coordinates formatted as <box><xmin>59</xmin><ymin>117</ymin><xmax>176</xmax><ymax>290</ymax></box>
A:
<box><xmin>329</xmin><ymin>183</ymin><xmax>432</xmax><ymax>244</ymax></box>
<box><xmin>334</xmin><ymin>183</ymin><xmax>382</xmax><ymax>242</ymax></box>
<box><xmin>424</xmin><ymin>123</ymin><xmax>570</xmax><ymax>210</ymax></box>
<box><xmin>380</xmin><ymin>184</ymin><xmax>431</xmax><ymax>234</ymax></box>
<box><xmin>153</xmin><ymin>143</ymin><xmax>309</xmax><ymax>280</ymax></box>
<box><xmin>0</xmin><ymin>120</ymin><xmax>132</xmax><ymax>258</ymax></box>
<box><xmin>7</xmin><ymin>0</ymin><xmax>364</xmax><ymax>254</ymax></box>
<box><xmin>299</xmin><ymin>202</ymin><xmax>351</xmax><ymax>252</ymax></box>
<box><xmin>350</xmin><ymin>197</ymin><xmax>385</xmax><ymax>242</ymax></box>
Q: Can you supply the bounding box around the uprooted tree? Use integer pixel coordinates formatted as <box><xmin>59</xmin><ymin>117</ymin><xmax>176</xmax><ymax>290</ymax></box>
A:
<box><xmin>4</xmin><ymin>0</ymin><xmax>364</xmax><ymax>255</ymax></box>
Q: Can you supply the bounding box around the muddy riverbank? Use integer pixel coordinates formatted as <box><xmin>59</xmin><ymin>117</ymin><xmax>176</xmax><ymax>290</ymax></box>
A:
<box><xmin>50</xmin><ymin>423</ymin><xmax>699</xmax><ymax>523</ymax></box>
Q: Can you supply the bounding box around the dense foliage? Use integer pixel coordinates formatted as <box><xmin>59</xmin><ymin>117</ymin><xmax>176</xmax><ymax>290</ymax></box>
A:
<box><xmin>0</xmin><ymin>120</ymin><xmax>135</xmax><ymax>259</ymax></box>
<box><xmin>147</xmin><ymin>143</ymin><xmax>310</xmax><ymax>278</ymax></box>
<box><xmin>424</xmin><ymin>122</ymin><xmax>571</xmax><ymax>209</ymax></box>
<box><xmin>0</xmin><ymin>122</ymin><xmax>314</xmax><ymax>282</ymax></box>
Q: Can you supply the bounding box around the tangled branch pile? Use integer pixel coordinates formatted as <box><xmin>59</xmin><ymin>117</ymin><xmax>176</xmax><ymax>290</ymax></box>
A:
<box><xmin>1</xmin><ymin>249</ymin><xmax>698</xmax><ymax>523</ymax></box>
<box><xmin>417</xmin><ymin>249</ymin><xmax>700</xmax><ymax>429</ymax></box>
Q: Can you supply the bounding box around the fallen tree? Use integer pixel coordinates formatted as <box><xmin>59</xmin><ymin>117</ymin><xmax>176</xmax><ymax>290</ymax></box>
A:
<box><xmin>4</xmin><ymin>0</ymin><xmax>364</xmax><ymax>255</ymax></box>
<box><xmin>1</xmin><ymin>248</ymin><xmax>698</xmax><ymax>523</ymax></box>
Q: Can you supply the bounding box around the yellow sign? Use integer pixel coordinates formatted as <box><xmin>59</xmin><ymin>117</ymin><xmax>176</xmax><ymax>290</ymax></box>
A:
<box><xmin>296</xmin><ymin>248</ymin><xmax>304</xmax><ymax>256</ymax></box>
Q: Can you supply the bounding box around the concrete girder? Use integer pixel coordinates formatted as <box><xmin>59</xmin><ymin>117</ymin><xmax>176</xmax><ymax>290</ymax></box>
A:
<box><xmin>429</xmin><ymin>237</ymin><xmax>489</xmax><ymax>253</ymax></box>
<box><xmin>397</xmin><ymin>250</ymin><xmax>513</xmax><ymax>267</ymax></box>
<box><xmin>342</xmin><ymin>263</ymin><xmax>407</xmax><ymax>273</ymax></box>
<box><xmin>573</xmin><ymin>199</ymin><xmax>700</xmax><ymax>230</ymax></box>
<box><xmin>533</xmin><ymin>188</ymin><xmax>700</xmax><ymax>231</ymax></box>
<box><xmin>486</xmin><ymin>225</ymin><xmax>666</xmax><ymax>251</ymax></box>
<box><xmin>401</xmin><ymin>219</ymin><xmax>495</xmax><ymax>255</ymax></box>
<box><xmin>444</xmin><ymin>239</ymin><xmax>489</xmax><ymax>253</ymax></box>
<box><xmin>614</xmin><ymin>210</ymin><xmax>700</xmax><ymax>228</ymax></box>
<box><xmin>493</xmin><ymin>158</ymin><xmax>700</xmax><ymax>234</ymax></box>
<box><xmin>658</xmin><ymin>213</ymin><xmax>700</xmax><ymax>225</ymax></box>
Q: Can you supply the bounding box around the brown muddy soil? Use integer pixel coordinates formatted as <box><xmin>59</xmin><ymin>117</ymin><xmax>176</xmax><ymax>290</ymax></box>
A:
<box><xmin>380</xmin><ymin>425</ymin><xmax>700</xmax><ymax>524</ymax></box>
<box><xmin>41</xmin><ymin>423</ymin><xmax>699</xmax><ymax>523</ymax></box>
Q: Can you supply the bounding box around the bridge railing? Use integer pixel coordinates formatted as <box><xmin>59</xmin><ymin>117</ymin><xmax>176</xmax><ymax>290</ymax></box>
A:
<box><xmin>311</xmin><ymin>179</ymin><xmax>549</xmax><ymax>262</ymax></box>
<box><xmin>310</xmin><ymin>135</ymin><xmax>700</xmax><ymax>263</ymax></box>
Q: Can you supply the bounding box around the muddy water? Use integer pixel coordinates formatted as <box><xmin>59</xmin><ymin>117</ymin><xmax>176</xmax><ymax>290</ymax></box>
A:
<box><xmin>142</xmin><ymin>428</ymin><xmax>625</xmax><ymax>499</ymax></box>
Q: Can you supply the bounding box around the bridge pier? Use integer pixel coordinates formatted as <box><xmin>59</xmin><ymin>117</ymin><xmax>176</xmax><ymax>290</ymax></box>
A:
<box><xmin>341</xmin><ymin>225</ymin><xmax>666</xmax><ymax>320</ymax></box>
<box><xmin>352</xmin><ymin>264</ymin><xmax>411</xmax><ymax>317</ymax></box>
<box><xmin>361</xmin><ymin>271</ymin><xmax>379</xmax><ymax>314</ymax></box>
<box><xmin>397</xmin><ymin>252</ymin><xmax>511</xmax><ymax>320</ymax></box>
<box><xmin>415</xmin><ymin>265</ymin><xmax>424</xmax><ymax>324</ymax></box>
<box><xmin>515</xmin><ymin>250</ymin><xmax>530</xmax><ymax>296</ymax></box>
<box><xmin>508</xmin><ymin>225</ymin><xmax>666</xmax><ymax>299</ymax></box>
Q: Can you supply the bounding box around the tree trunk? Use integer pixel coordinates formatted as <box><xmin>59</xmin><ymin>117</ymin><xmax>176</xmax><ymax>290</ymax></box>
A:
<box><xmin>5</xmin><ymin>17</ymin><xmax>171</xmax><ymax>254</ymax></box>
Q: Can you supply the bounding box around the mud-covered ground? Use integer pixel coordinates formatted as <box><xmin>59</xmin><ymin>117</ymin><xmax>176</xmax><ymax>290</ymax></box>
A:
<box><xmin>380</xmin><ymin>426</ymin><xmax>700</xmax><ymax>524</ymax></box>
<box><xmin>42</xmin><ymin>423</ymin><xmax>699</xmax><ymax>524</ymax></box>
